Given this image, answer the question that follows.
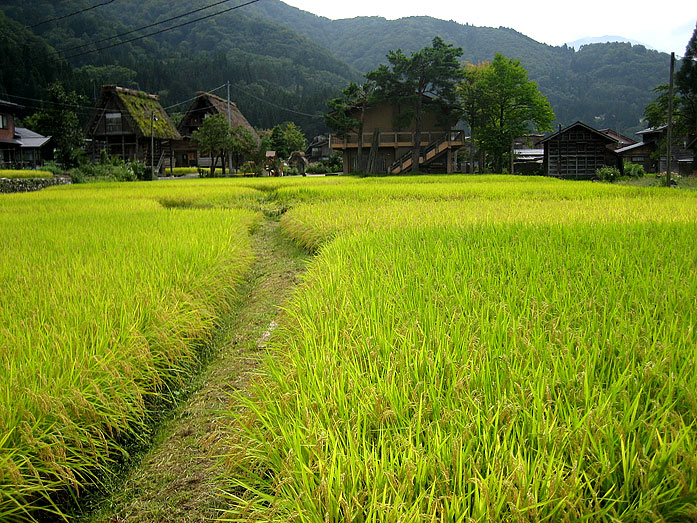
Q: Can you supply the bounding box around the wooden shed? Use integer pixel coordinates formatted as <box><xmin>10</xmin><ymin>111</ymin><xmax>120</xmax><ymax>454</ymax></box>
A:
<box><xmin>541</xmin><ymin>121</ymin><xmax>623</xmax><ymax>178</ymax></box>
<box><xmin>85</xmin><ymin>86</ymin><xmax>181</xmax><ymax>173</ymax></box>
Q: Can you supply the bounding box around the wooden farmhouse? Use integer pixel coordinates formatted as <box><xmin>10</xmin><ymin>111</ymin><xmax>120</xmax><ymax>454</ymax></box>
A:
<box><xmin>175</xmin><ymin>92</ymin><xmax>257</xmax><ymax>168</ymax></box>
<box><xmin>0</xmin><ymin>99</ymin><xmax>23</xmax><ymax>168</ymax></box>
<box><xmin>330</xmin><ymin>99</ymin><xmax>465</xmax><ymax>174</ymax></box>
<box><xmin>541</xmin><ymin>121</ymin><xmax>624</xmax><ymax>178</ymax></box>
<box><xmin>85</xmin><ymin>86</ymin><xmax>181</xmax><ymax>173</ymax></box>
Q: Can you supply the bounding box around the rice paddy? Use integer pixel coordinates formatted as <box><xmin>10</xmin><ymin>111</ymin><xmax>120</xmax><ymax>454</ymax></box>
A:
<box><xmin>224</xmin><ymin>175</ymin><xmax>697</xmax><ymax>521</ymax></box>
<box><xmin>0</xmin><ymin>180</ymin><xmax>261</xmax><ymax>519</ymax></box>
<box><xmin>2</xmin><ymin>175</ymin><xmax>696</xmax><ymax>520</ymax></box>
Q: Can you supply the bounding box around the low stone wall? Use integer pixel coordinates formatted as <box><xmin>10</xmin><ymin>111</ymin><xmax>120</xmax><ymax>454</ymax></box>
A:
<box><xmin>0</xmin><ymin>176</ymin><xmax>72</xmax><ymax>194</ymax></box>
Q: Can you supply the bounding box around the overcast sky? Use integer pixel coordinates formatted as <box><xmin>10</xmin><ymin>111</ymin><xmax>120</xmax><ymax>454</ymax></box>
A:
<box><xmin>283</xmin><ymin>0</ymin><xmax>696</xmax><ymax>55</ymax></box>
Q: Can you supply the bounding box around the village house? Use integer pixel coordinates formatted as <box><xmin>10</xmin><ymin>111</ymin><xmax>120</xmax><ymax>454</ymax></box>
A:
<box><xmin>14</xmin><ymin>127</ymin><xmax>53</xmax><ymax>169</ymax></box>
<box><xmin>0</xmin><ymin>100</ymin><xmax>54</xmax><ymax>169</ymax></box>
<box><xmin>617</xmin><ymin>125</ymin><xmax>695</xmax><ymax>175</ymax></box>
<box><xmin>305</xmin><ymin>135</ymin><xmax>331</xmax><ymax>163</ymax></box>
<box><xmin>175</xmin><ymin>92</ymin><xmax>257</xmax><ymax>168</ymax></box>
<box><xmin>330</xmin><ymin>99</ymin><xmax>465</xmax><ymax>174</ymax></box>
<box><xmin>541</xmin><ymin>121</ymin><xmax>624</xmax><ymax>178</ymax></box>
<box><xmin>0</xmin><ymin>99</ymin><xmax>23</xmax><ymax>168</ymax></box>
<box><xmin>85</xmin><ymin>85</ymin><xmax>181</xmax><ymax>174</ymax></box>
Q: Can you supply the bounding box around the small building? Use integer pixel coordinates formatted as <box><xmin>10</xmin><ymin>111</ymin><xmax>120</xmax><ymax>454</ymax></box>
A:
<box><xmin>541</xmin><ymin>121</ymin><xmax>623</xmax><ymax>178</ymax></box>
<box><xmin>306</xmin><ymin>135</ymin><xmax>330</xmax><ymax>163</ymax></box>
<box><xmin>15</xmin><ymin>127</ymin><xmax>53</xmax><ymax>169</ymax></box>
<box><xmin>0</xmin><ymin>99</ymin><xmax>23</xmax><ymax>168</ymax></box>
<box><xmin>329</xmin><ymin>99</ymin><xmax>465</xmax><ymax>174</ymax></box>
<box><xmin>85</xmin><ymin>86</ymin><xmax>181</xmax><ymax>173</ymax></box>
<box><xmin>175</xmin><ymin>92</ymin><xmax>257</xmax><ymax>168</ymax></box>
<box><xmin>617</xmin><ymin>126</ymin><xmax>695</xmax><ymax>175</ymax></box>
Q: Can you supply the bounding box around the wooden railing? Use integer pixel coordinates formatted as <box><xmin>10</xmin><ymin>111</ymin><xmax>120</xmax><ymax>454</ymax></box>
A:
<box><xmin>389</xmin><ymin>131</ymin><xmax>466</xmax><ymax>174</ymax></box>
<box><xmin>330</xmin><ymin>131</ymin><xmax>452</xmax><ymax>149</ymax></box>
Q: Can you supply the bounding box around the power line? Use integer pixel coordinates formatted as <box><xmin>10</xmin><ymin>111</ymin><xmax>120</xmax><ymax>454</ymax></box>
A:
<box><xmin>58</xmin><ymin>0</ymin><xmax>239</xmax><ymax>55</ymax></box>
<box><xmin>62</xmin><ymin>0</ymin><xmax>261</xmax><ymax>60</ymax></box>
<box><xmin>229</xmin><ymin>83</ymin><xmax>325</xmax><ymax>119</ymax></box>
<box><xmin>30</xmin><ymin>0</ymin><xmax>117</xmax><ymax>29</ymax></box>
<box><xmin>163</xmin><ymin>84</ymin><xmax>228</xmax><ymax>111</ymax></box>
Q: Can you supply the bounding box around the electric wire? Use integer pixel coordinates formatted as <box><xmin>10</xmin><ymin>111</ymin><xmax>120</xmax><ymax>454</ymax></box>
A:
<box><xmin>58</xmin><ymin>0</ymin><xmax>239</xmax><ymax>54</ymax></box>
<box><xmin>229</xmin><ymin>83</ymin><xmax>325</xmax><ymax>119</ymax></box>
<box><xmin>30</xmin><ymin>0</ymin><xmax>117</xmax><ymax>29</ymax></box>
<box><xmin>62</xmin><ymin>0</ymin><xmax>261</xmax><ymax>60</ymax></box>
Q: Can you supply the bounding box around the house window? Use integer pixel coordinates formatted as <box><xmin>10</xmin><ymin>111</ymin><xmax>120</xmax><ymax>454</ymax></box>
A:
<box><xmin>631</xmin><ymin>156</ymin><xmax>645</xmax><ymax>163</ymax></box>
<box><xmin>105</xmin><ymin>112</ymin><xmax>122</xmax><ymax>133</ymax></box>
<box><xmin>0</xmin><ymin>114</ymin><xmax>8</xmax><ymax>130</ymax></box>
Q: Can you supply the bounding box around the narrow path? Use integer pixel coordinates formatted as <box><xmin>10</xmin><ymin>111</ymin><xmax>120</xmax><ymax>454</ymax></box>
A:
<box><xmin>84</xmin><ymin>218</ymin><xmax>309</xmax><ymax>522</ymax></box>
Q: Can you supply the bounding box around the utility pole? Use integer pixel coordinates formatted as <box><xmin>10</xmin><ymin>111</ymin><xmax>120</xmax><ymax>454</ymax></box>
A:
<box><xmin>227</xmin><ymin>80</ymin><xmax>232</xmax><ymax>174</ymax></box>
<box><xmin>666</xmin><ymin>52</ymin><xmax>675</xmax><ymax>187</ymax></box>
<box><xmin>150</xmin><ymin>111</ymin><xmax>157</xmax><ymax>179</ymax></box>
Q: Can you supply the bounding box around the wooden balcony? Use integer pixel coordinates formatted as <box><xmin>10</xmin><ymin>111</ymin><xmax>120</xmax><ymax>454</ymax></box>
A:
<box><xmin>330</xmin><ymin>131</ymin><xmax>466</xmax><ymax>150</ymax></box>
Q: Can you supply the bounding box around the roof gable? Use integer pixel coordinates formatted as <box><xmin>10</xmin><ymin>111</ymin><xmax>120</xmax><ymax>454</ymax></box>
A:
<box><xmin>179</xmin><ymin>92</ymin><xmax>256</xmax><ymax>138</ymax></box>
<box><xmin>88</xmin><ymin>86</ymin><xmax>181</xmax><ymax>140</ymax></box>
<box><xmin>541</xmin><ymin>121</ymin><xmax>618</xmax><ymax>144</ymax></box>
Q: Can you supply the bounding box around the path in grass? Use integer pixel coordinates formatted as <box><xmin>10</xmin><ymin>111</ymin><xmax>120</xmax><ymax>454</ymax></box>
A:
<box><xmin>82</xmin><ymin>217</ymin><xmax>309</xmax><ymax>522</ymax></box>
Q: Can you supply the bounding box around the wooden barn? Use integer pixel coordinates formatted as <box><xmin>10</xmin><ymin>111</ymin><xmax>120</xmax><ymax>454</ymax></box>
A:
<box><xmin>329</xmin><ymin>99</ymin><xmax>465</xmax><ymax>174</ymax></box>
<box><xmin>175</xmin><ymin>92</ymin><xmax>257</xmax><ymax>168</ymax></box>
<box><xmin>541</xmin><ymin>121</ymin><xmax>623</xmax><ymax>178</ymax></box>
<box><xmin>86</xmin><ymin>86</ymin><xmax>181</xmax><ymax>173</ymax></box>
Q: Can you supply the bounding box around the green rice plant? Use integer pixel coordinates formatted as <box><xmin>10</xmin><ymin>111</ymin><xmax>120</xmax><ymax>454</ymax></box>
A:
<box><xmin>224</xmin><ymin>223</ymin><xmax>697</xmax><ymax>521</ymax></box>
<box><xmin>0</xmin><ymin>170</ymin><xmax>53</xmax><ymax>179</ymax></box>
<box><xmin>222</xmin><ymin>176</ymin><xmax>697</xmax><ymax>521</ymax></box>
<box><xmin>0</xmin><ymin>180</ymin><xmax>261</xmax><ymax>519</ymax></box>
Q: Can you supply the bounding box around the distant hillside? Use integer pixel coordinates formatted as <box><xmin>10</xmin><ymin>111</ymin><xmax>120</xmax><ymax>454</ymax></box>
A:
<box><xmin>0</xmin><ymin>0</ymin><xmax>361</xmax><ymax>136</ymax></box>
<box><xmin>567</xmin><ymin>36</ymin><xmax>653</xmax><ymax>50</ymax></box>
<box><xmin>245</xmin><ymin>1</ymin><xmax>670</xmax><ymax>137</ymax></box>
<box><xmin>0</xmin><ymin>0</ymin><xmax>671</xmax><ymax>138</ymax></box>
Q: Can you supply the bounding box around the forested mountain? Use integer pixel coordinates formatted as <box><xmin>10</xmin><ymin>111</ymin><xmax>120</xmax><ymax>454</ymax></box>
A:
<box><xmin>0</xmin><ymin>0</ymin><xmax>672</xmax><ymax>137</ymax></box>
<box><xmin>0</xmin><ymin>0</ymin><xmax>361</xmax><ymax>136</ymax></box>
<box><xmin>245</xmin><ymin>1</ymin><xmax>671</xmax><ymax>137</ymax></box>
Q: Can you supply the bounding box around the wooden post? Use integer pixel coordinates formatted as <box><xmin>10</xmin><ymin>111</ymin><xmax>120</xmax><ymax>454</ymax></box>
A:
<box><xmin>666</xmin><ymin>52</ymin><xmax>675</xmax><ymax>187</ymax></box>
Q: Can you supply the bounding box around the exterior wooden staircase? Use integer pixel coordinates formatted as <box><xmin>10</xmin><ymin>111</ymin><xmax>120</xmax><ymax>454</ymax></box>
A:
<box><xmin>389</xmin><ymin>131</ymin><xmax>465</xmax><ymax>175</ymax></box>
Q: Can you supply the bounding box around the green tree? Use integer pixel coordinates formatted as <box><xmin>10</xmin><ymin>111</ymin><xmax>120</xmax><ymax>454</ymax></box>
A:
<box><xmin>270</xmin><ymin>122</ymin><xmax>307</xmax><ymax>159</ymax></box>
<box><xmin>366</xmin><ymin>37</ymin><xmax>464</xmax><ymax>173</ymax></box>
<box><xmin>191</xmin><ymin>113</ymin><xmax>230</xmax><ymax>177</ymax></box>
<box><xmin>457</xmin><ymin>62</ymin><xmax>490</xmax><ymax>172</ymax></box>
<box><xmin>458</xmin><ymin>54</ymin><xmax>554</xmax><ymax>173</ymax></box>
<box><xmin>325</xmin><ymin>81</ymin><xmax>375</xmax><ymax>173</ymax></box>
<box><xmin>23</xmin><ymin>83</ymin><xmax>86</xmax><ymax>168</ymax></box>
<box><xmin>676</xmin><ymin>23</ymin><xmax>697</xmax><ymax>152</ymax></box>
<box><xmin>644</xmin><ymin>25</ymin><xmax>697</xmax><ymax>171</ymax></box>
<box><xmin>229</xmin><ymin>125</ymin><xmax>258</xmax><ymax>171</ymax></box>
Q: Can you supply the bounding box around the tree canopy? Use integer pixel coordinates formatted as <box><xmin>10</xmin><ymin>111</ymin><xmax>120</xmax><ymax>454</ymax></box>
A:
<box><xmin>458</xmin><ymin>54</ymin><xmax>555</xmax><ymax>173</ymax></box>
<box><xmin>325</xmin><ymin>81</ymin><xmax>375</xmax><ymax>173</ymax></box>
<box><xmin>366</xmin><ymin>37</ymin><xmax>463</xmax><ymax>172</ymax></box>
<box><xmin>23</xmin><ymin>82</ymin><xmax>86</xmax><ymax>168</ymax></box>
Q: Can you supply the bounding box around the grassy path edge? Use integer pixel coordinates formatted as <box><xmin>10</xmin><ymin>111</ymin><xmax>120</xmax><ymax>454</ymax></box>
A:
<box><xmin>79</xmin><ymin>217</ymin><xmax>309</xmax><ymax>522</ymax></box>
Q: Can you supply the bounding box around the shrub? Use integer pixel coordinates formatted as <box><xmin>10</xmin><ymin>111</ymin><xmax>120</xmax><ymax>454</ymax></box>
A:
<box><xmin>596</xmin><ymin>165</ymin><xmax>621</xmax><ymax>182</ymax></box>
<box><xmin>623</xmin><ymin>162</ymin><xmax>646</xmax><ymax>178</ymax></box>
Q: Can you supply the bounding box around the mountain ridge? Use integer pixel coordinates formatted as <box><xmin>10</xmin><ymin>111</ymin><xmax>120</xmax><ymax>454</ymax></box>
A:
<box><xmin>0</xmin><ymin>0</ymin><xmax>671</xmax><ymax>137</ymax></box>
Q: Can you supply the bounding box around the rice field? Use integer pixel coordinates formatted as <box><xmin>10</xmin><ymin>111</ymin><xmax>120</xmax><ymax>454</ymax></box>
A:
<box><xmin>224</xmin><ymin>176</ymin><xmax>697</xmax><ymax>521</ymax></box>
<box><xmin>3</xmin><ymin>175</ymin><xmax>697</xmax><ymax>521</ymax></box>
<box><xmin>0</xmin><ymin>180</ymin><xmax>261</xmax><ymax>519</ymax></box>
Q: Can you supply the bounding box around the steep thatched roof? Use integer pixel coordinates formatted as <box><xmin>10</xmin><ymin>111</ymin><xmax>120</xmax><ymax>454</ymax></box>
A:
<box><xmin>87</xmin><ymin>86</ymin><xmax>181</xmax><ymax>140</ymax></box>
<box><xmin>180</xmin><ymin>92</ymin><xmax>257</xmax><ymax>139</ymax></box>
